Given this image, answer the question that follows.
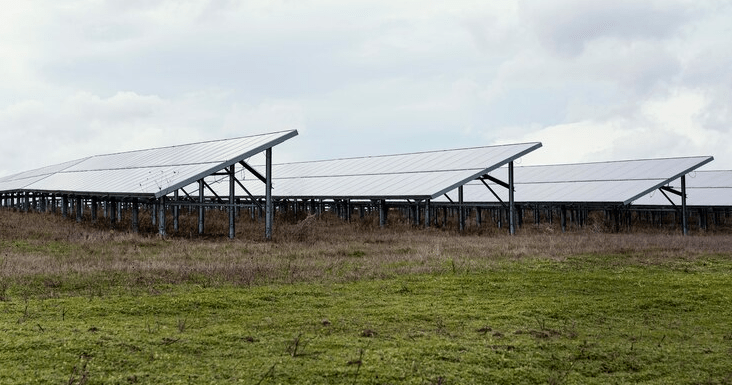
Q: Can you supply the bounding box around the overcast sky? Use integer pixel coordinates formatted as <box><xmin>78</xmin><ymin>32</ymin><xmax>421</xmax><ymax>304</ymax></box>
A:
<box><xmin>1</xmin><ymin>0</ymin><xmax>731</xmax><ymax>177</ymax></box>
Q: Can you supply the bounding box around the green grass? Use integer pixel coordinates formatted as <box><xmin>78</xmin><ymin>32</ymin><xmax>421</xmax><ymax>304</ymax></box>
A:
<box><xmin>2</xmin><ymin>258</ymin><xmax>732</xmax><ymax>384</ymax></box>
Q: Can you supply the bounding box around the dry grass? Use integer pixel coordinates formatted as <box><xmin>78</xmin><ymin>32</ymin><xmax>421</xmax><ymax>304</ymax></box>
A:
<box><xmin>1</xmin><ymin>208</ymin><xmax>732</xmax><ymax>296</ymax></box>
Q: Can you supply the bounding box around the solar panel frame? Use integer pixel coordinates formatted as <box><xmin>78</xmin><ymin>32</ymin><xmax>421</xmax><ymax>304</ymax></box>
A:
<box><xmin>632</xmin><ymin>170</ymin><xmax>732</xmax><ymax>207</ymax></box>
<box><xmin>223</xmin><ymin>142</ymin><xmax>543</xmax><ymax>200</ymax></box>
<box><xmin>0</xmin><ymin>130</ymin><xmax>298</xmax><ymax>198</ymax></box>
<box><xmin>435</xmin><ymin>156</ymin><xmax>714</xmax><ymax>206</ymax></box>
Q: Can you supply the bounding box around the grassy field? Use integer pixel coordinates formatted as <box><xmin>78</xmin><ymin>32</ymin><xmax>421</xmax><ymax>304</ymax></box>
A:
<box><xmin>1</xmin><ymin>209</ymin><xmax>732</xmax><ymax>384</ymax></box>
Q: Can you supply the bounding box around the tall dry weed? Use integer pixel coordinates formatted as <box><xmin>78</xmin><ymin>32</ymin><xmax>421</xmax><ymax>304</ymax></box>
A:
<box><xmin>1</xmin><ymin>207</ymin><xmax>732</xmax><ymax>296</ymax></box>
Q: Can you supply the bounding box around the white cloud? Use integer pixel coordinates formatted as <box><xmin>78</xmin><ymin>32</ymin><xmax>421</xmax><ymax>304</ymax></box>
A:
<box><xmin>1</xmin><ymin>0</ymin><xmax>731</xmax><ymax>178</ymax></box>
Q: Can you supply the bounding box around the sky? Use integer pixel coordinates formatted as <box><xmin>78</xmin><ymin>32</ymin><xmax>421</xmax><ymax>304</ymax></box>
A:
<box><xmin>1</xmin><ymin>0</ymin><xmax>731</xmax><ymax>177</ymax></box>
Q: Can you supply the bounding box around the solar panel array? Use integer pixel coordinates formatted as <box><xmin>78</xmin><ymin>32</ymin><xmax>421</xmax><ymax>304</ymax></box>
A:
<box><xmin>632</xmin><ymin>170</ymin><xmax>732</xmax><ymax>207</ymax></box>
<box><xmin>0</xmin><ymin>130</ymin><xmax>297</xmax><ymax>198</ymax></box>
<box><xmin>437</xmin><ymin>156</ymin><xmax>715</xmax><ymax>205</ymax></box>
<box><xmin>224</xmin><ymin>142</ymin><xmax>543</xmax><ymax>199</ymax></box>
<box><xmin>0</xmin><ymin>130</ymin><xmax>726</xmax><ymax>214</ymax></box>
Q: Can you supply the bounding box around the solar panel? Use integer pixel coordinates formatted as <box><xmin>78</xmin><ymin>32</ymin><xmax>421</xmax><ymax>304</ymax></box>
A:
<box><xmin>223</xmin><ymin>142</ymin><xmax>542</xmax><ymax>199</ymax></box>
<box><xmin>437</xmin><ymin>156</ymin><xmax>714</xmax><ymax>205</ymax></box>
<box><xmin>632</xmin><ymin>170</ymin><xmax>732</xmax><ymax>207</ymax></box>
<box><xmin>0</xmin><ymin>157</ymin><xmax>90</xmax><ymax>192</ymax></box>
<box><xmin>0</xmin><ymin>130</ymin><xmax>298</xmax><ymax>197</ymax></box>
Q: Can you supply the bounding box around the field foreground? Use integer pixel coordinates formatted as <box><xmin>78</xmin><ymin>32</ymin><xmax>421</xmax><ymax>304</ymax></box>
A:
<box><xmin>1</xmin><ymin>210</ymin><xmax>732</xmax><ymax>384</ymax></box>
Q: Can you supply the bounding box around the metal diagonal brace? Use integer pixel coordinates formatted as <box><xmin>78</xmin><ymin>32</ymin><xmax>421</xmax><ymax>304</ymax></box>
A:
<box><xmin>179</xmin><ymin>187</ymin><xmax>195</xmax><ymax>202</ymax></box>
<box><xmin>240</xmin><ymin>160</ymin><xmax>272</xmax><ymax>188</ymax></box>
<box><xmin>480</xmin><ymin>174</ymin><xmax>512</xmax><ymax>191</ymax></box>
<box><xmin>201</xmin><ymin>180</ymin><xmax>224</xmax><ymax>204</ymax></box>
<box><xmin>660</xmin><ymin>185</ymin><xmax>683</xmax><ymax>197</ymax></box>
<box><xmin>479</xmin><ymin>178</ymin><xmax>508</xmax><ymax>209</ymax></box>
<box><xmin>234</xmin><ymin>176</ymin><xmax>264</xmax><ymax>211</ymax></box>
<box><xmin>658</xmin><ymin>188</ymin><xmax>678</xmax><ymax>208</ymax></box>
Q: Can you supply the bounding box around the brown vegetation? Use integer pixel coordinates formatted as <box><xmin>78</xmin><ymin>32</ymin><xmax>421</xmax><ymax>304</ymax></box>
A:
<box><xmin>1</xmin><ymin>208</ymin><xmax>732</xmax><ymax>296</ymax></box>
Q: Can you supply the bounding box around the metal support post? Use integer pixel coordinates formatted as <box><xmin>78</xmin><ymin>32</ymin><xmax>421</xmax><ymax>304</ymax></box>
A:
<box><xmin>62</xmin><ymin>195</ymin><xmax>68</xmax><ymax>218</ymax></box>
<box><xmin>174</xmin><ymin>190</ymin><xmax>180</xmax><ymax>232</ymax></box>
<box><xmin>198</xmin><ymin>179</ymin><xmax>205</xmax><ymax>235</ymax></box>
<box><xmin>508</xmin><ymin>161</ymin><xmax>515</xmax><ymax>235</ymax></box>
<box><xmin>132</xmin><ymin>198</ymin><xmax>139</xmax><ymax>233</ymax></box>
<box><xmin>425</xmin><ymin>199</ymin><xmax>431</xmax><ymax>228</ymax></box>
<box><xmin>459</xmin><ymin>186</ymin><xmax>465</xmax><ymax>231</ymax></box>
<box><xmin>681</xmin><ymin>175</ymin><xmax>688</xmax><ymax>236</ymax></box>
<box><xmin>265</xmin><ymin>148</ymin><xmax>273</xmax><ymax>240</ymax></box>
<box><xmin>229</xmin><ymin>165</ymin><xmax>236</xmax><ymax>239</ymax></box>
<box><xmin>110</xmin><ymin>198</ymin><xmax>117</xmax><ymax>227</ymax></box>
<box><xmin>76</xmin><ymin>196</ymin><xmax>82</xmax><ymax>222</ymax></box>
<box><xmin>91</xmin><ymin>197</ymin><xmax>97</xmax><ymax>222</ymax></box>
<box><xmin>158</xmin><ymin>196</ymin><xmax>167</xmax><ymax>237</ymax></box>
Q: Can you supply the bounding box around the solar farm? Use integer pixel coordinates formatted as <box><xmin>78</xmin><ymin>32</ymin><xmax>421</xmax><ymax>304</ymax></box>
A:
<box><xmin>2</xmin><ymin>131</ymin><xmax>732</xmax><ymax>384</ymax></box>
<box><xmin>0</xmin><ymin>129</ymin><xmax>728</xmax><ymax>239</ymax></box>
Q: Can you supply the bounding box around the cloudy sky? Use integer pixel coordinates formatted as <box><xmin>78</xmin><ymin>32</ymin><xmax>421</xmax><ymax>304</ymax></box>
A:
<box><xmin>1</xmin><ymin>0</ymin><xmax>731</xmax><ymax>177</ymax></box>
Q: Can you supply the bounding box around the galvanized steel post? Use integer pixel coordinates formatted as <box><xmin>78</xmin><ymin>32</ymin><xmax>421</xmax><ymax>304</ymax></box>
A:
<box><xmin>681</xmin><ymin>175</ymin><xmax>688</xmax><ymax>236</ymax></box>
<box><xmin>132</xmin><ymin>198</ymin><xmax>139</xmax><ymax>233</ymax></box>
<box><xmin>110</xmin><ymin>198</ymin><xmax>117</xmax><ymax>227</ymax></box>
<box><xmin>458</xmin><ymin>185</ymin><xmax>465</xmax><ymax>231</ymax></box>
<box><xmin>173</xmin><ymin>190</ymin><xmax>179</xmax><ymax>232</ymax></box>
<box><xmin>158</xmin><ymin>196</ymin><xmax>166</xmax><ymax>237</ymax></box>
<box><xmin>75</xmin><ymin>196</ymin><xmax>82</xmax><ymax>222</ymax></box>
<box><xmin>379</xmin><ymin>199</ymin><xmax>387</xmax><ymax>227</ymax></box>
<box><xmin>198</xmin><ymin>179</ymin><xmax>205</xmax><ymax>235</ymax></box>
<box><xmin>229</xmin><ymin>165</ymin><xmax>236</xmax><ymax>239</ymax></box>
<box><xmin>265</xmin><ymin>147</ymin><xmax>273</xmax><ymax>240</ymax></box>
<box><xmin>91</xmin><ymin>197</ymin><xmax>98</xmax><ymax>222</ymax></box>
<box><xmin>425</xmin><ymin>199</ymin><xmax>431</xmax><ymax>228</ymax></box>
<box><xmin>508</xmin><ymin>161</ymin><xmax>515</xmax><ymax>235</ymax></box>
<box><xmin>62</xmin><ymin>195</ymin><xmax>68</xmax><ymax>218</ymax></box>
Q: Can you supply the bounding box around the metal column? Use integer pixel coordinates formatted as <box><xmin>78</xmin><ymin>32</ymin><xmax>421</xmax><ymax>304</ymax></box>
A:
<box><xmin>91</xmin><ymin>197</ymin><xmax>98</xmax><ymax>222</ymax></box>
<box><xmin>682</xmin><ymin>175</ymin><xmax>688</xmax><ymax>236</ymax></box>
<box><xmin>173</xmin><ymin>190</ymin><xmax>180</xmax><ymax>232</ymax></box>
<box><xmin>75</xmin><ymin>196</ymin><xmax>82</xmax><ymax>222</ymax></box>
<box><xmin>132</xmin><ymin>198</ymin><xmax>139</xmax><ymax>233</ymax></box>
<box><xmin>110</xmin><ymin>198</ymin><xmax>117</xmax><ymax>227</ymax></box>
<box><xmin>229</xmin><ymin>165</ymin><xmax>236</xmax><ymax>239</ymax></box>
<box><xmin>62</xmin><ymin>195</ymin><xmax>68</xmax><ymax>218</ymax></box>
<box><xmin>198</xmin><ymin>179</ymin><xmax>205</xmax><ymax>235</ymax></box>
<box><xmin>458</xmin><ymin>186</ymin><xmax>465</xmax><ymax>231</ymax></box>
<box><xmin>508</xmin><ymin>161</ymin><xmax>515</xmax><ymax>235</ymax></box>
<box><xmin>158</xmin><ymin>196</ymin><xmax>167</xmax><ymax>236</ymax></box>
<box><xmin>265</xmin><ymin>147</ymin><xmax>273</xmax><ymax>240</ymax></box>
